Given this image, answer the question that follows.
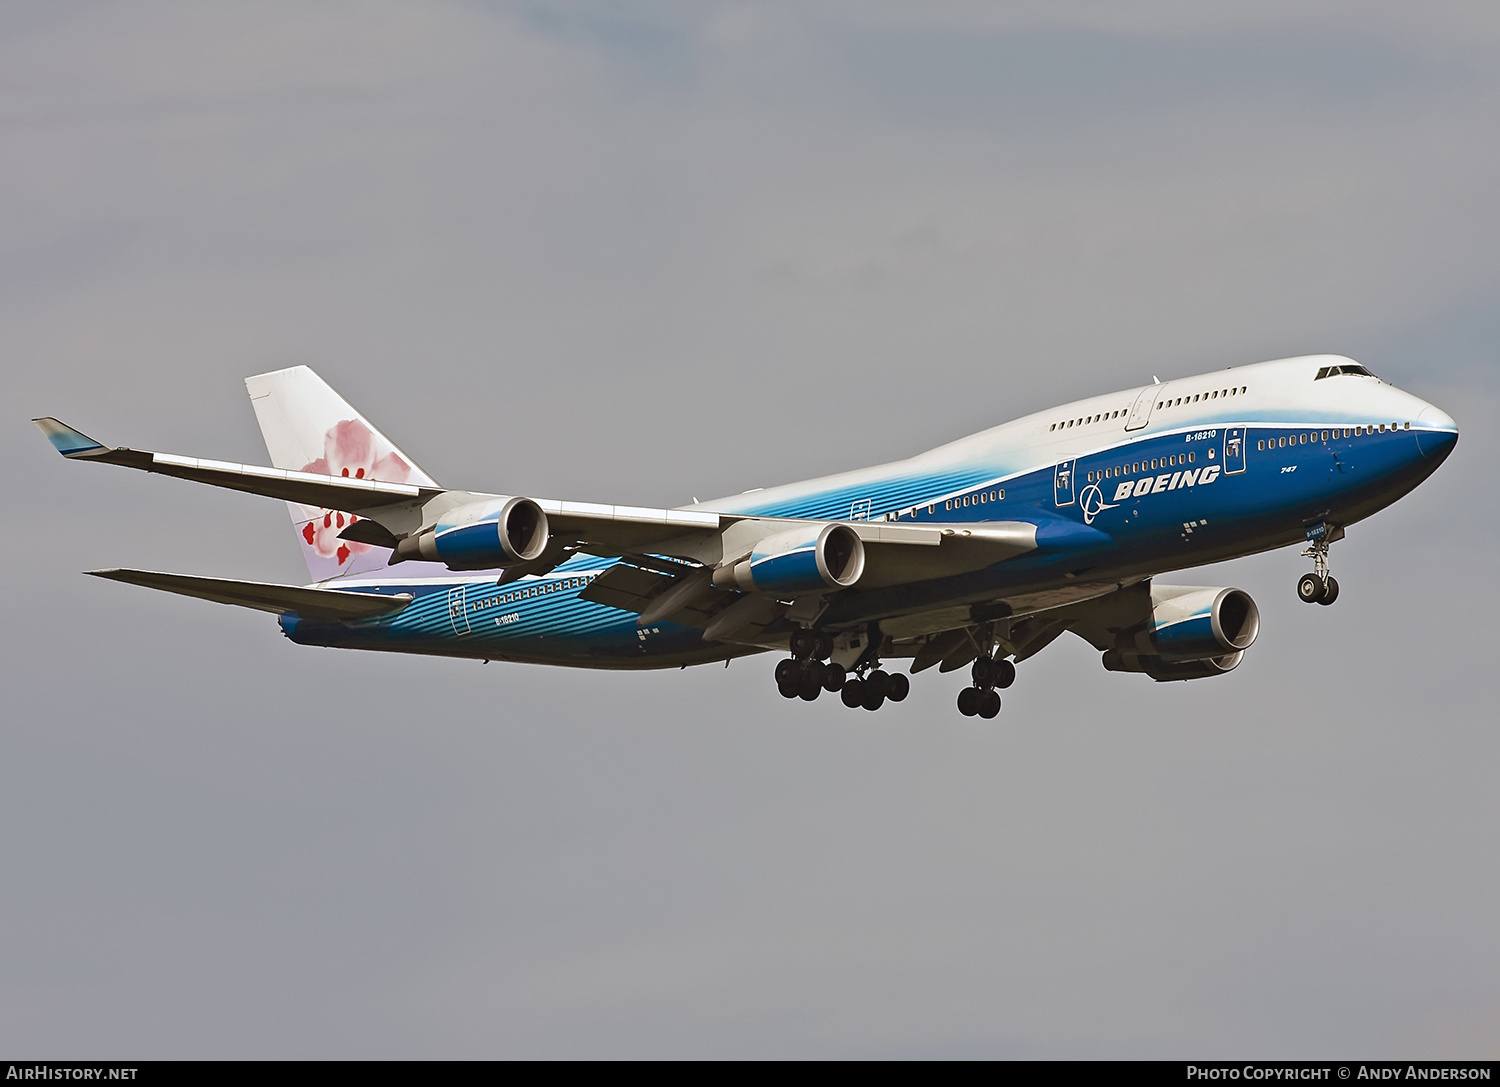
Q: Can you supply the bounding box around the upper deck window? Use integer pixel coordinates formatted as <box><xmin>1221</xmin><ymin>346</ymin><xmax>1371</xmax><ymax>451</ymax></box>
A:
<box><xmin>1315</xmin><ymin>364</ymin><xmax>1376</xmax><ymax>380</ymax></box>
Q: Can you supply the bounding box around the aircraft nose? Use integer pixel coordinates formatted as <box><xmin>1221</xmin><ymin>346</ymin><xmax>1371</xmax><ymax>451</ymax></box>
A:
<box><xmin>1415</xmin><ymin>405</ymin><xmax>1459</xmax><ymax>461</ymax></box>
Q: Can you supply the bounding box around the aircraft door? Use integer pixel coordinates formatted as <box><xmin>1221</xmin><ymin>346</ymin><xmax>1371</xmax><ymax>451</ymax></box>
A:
<box><xmin>447</xmin><ymin>585</ymin><xmax>470</xmax><ymax>636</ymax></box>
<box><xmin>1054</xmin><ymin>458</ymin><xmax>1077</xmax><ymax>507</ymax></box>
<box><xmin>1223</xmin><ymin>427</ymin><xmax>1247</xmax><ymax>474</ymax></box>
<box><xmin>1125</xmin><ymin>384</ymin><xmax>1167</xmax><ymax>431</ymax></box>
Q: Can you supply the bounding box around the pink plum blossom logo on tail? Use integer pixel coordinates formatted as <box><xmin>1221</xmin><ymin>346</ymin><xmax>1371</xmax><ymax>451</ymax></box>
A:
<box><xmin>297</xmin><ymin>419</ymin><xmax>413</xmax><ymax>568</ymax></box>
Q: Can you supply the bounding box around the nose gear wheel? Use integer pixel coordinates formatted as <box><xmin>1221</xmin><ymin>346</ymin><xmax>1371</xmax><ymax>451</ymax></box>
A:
<box><xmin>1298</xmin><ymin>526</ymin><xmax>1341</xmax><ymax>605</ymax></box>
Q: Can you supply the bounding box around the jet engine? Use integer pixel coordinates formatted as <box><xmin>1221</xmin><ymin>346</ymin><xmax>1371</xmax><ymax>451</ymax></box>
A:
<box><xmin>393</xmin><ymin>496</ymin><xmax>550</xmax><ymax>570</ymax></box>
<box><xmin>1101</xmin><ymin>585</ymin><xmax>1259</xmax><ymax>681</ymax></box>
<box><xmin>714</xmin><ymin>523</ymin><xmax>865</xmax><ymax>597</ymax></box>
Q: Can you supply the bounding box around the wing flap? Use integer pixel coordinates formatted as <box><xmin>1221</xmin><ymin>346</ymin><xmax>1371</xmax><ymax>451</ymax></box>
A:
<box><xmin>544</xmin><ymin>502</ymin><xmax>722</xmax><ymax>555</ymax></box>
<box><xmin>580</xmin><ymin>563</ymin><xmax>739</xmax><ymax>630</ymax></box>
<box><xmin>87</xmin><ymin>569</ymin><xmax>413</xmax><ymax>619</ymax></box>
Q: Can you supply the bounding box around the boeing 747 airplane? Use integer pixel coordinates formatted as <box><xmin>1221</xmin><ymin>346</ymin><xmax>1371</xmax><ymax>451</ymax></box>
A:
<box><xmin>35</xmin><ymin>355</ymin><xmax>1456</xmax><ymax>717</ymax></box>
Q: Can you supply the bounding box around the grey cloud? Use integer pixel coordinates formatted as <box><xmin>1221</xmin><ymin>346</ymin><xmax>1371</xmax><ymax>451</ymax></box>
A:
<box><xmin>828</xmin><ymin>25</ymin><xmax>1453</xmax><ymax>132</ymax></box>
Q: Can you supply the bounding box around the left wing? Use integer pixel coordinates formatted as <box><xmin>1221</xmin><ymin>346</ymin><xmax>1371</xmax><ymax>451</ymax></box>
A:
<box><xmin>87</xmin><ymin>569</ymin><xmax>413</xmax><ymax>619</ymax></box>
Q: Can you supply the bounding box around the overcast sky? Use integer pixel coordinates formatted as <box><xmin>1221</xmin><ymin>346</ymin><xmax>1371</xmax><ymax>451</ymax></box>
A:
<box><xmin>2</xmin><ymin>1</ymin><xmax>1497</xmax><ymax>1058</ymax></box>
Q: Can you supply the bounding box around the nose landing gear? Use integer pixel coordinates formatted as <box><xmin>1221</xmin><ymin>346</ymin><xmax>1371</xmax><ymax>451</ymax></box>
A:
<box><xmin>1297</xmin><ymin>571</ymin><xmax>1339</xmax><ymax>605</ymax></box>
<box><xmin>1297</xmin><ymin>523</ymin><xmax>1343</xmax><ymax>605</ymax></box>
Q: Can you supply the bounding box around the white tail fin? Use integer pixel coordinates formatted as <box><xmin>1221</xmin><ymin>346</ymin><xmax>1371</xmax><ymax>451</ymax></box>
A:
<box><xmin>245</xmin><ymin>366</ymin><xmax>437</xmax><ymax>582</ymax></box>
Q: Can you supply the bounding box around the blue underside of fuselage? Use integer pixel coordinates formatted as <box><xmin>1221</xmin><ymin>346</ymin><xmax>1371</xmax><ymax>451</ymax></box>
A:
<box><xmin>280</xmin><ymin>422</ymin><xmax>1456</xmax><ymax>668</ymax></box>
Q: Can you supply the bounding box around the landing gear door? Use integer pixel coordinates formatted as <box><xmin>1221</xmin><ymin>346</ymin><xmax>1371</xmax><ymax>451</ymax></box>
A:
<box><xmin>1125</xmin><ymin>384</ymin><xmax>1166</xmax><ymax>432</ymax></box>
<box><xmin>1223</xmin><ymin>427</ymin><xmax>1247</xmax><ymax>475</ymax></box>
<box><xmin>447</xmin><ymin>585</ymin><xmax>470</xmax><ymax>636</ymax></box>
<box><xmin>1054</xmin><ymin>459</ymin><xmax>1077</xmax><ymax>507</ymax></box>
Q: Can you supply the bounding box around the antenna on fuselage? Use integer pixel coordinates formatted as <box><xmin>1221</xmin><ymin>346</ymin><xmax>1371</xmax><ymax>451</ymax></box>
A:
<box><xmin>1152</xmin><ymin>375</ymin><xmax>1161</xmax><ymax>384</ymax></box>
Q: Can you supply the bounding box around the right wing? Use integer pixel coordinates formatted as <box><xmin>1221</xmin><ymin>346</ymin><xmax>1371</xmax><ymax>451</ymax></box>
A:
<box><xmin>35</xmin><ymin>418</ymin><xmax>436</xmax><ymax>516</ymax></box>
<box><xmin>33</xmin><ymin>417</ymin><xmax>727</xmax><ymax>549</ymax></box>
<box><xmin>34</xmin><ymin>417</ymin><xmax>1044</xmax><ymax>573</ymax></box>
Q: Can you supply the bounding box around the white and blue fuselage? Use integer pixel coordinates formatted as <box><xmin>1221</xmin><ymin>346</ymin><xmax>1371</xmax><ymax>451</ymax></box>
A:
<box><xmin>277</xmin><ymin>355</ymin><xmax>1456</xmax><ymax>669</ymax></box>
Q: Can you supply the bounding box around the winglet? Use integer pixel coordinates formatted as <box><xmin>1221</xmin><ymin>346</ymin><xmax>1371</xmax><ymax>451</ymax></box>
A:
<box><xmin>33</xmin><ymin>417</ymin><xmax>107</xmax><ymax>458</ymax></box>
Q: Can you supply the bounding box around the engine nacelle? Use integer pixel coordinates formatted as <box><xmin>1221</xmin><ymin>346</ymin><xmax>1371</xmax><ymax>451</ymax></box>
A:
<box><xmin>714</xmin><ymin>523</ymin><xmax>865</xmax><ymax>597</ymax></box>
<box><xmin>1100</xmin><ymin>585</ymin><xmax>1258</xmax><ymax>681</ymax></box>
<box><xmin>1124</xmin><ymin>585</ymin><xmax>1260</xmax><ymax>662</ymax></box>
<box><xmin>394</xmin><ymin>496</ymin><xmax>550</xmax><ymax>570</ymax></box>
<box><xmin>1102</xmin><ymin>649</ymin><xmax>1244</xmax><ymax>682</ymax></box>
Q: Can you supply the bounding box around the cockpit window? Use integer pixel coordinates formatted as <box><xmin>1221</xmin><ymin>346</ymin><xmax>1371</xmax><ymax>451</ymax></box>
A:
<box><xmin>1315</xmin><ymin>364</ymin><xmax>1377</xmax><ymax>380</ymax></box>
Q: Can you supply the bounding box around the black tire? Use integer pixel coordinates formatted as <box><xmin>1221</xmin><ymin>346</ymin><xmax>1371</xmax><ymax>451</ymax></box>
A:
<box><xmin>866</xmin><ymin>669</ymin><xmax>892</xmax><ymax>698</ymax></box>
<box><xmin>798</xmin><ymin>676</ymin><xmax>822</xmax><ymax>701</ymax></box>
<box><xmin>821</xmin><ymin>663</ymin><xmax>847</xmax><ymax>693</ymax></box>
<box><xmin>886</xmin><ymin>673</ymin><xmax>910</xmax><ymax>702</ymax></box>
<box><xmin>861</xmin><ymin>686</ymin><xmax>885</xmax><ymax>711</ymax></box>
<box><xmin>774</xmin><ymin>658</ymin><xmax>799</xmax><ymax>686</ymax></box>
<box><xmin>993</xmin><ymin>659</ymin><xmax>1016</xmax><ymax>689</ymax></box>
<box><xmin>1298</xmin><ymin>573</ymin><xmax>1324</xmax><ymax>603</ymax></box>
<box><xmin>778</xmin><ymin>678</ymin><xmax>800</xmax><ymax>699</ymax></box>
<box><xmin>841</xmin><ymin>679</ymin><xmax>865</xmax><ymax>708</ymax></box>
<box><xmin>978</xmin><ymin>690</ymin><xmax>1001</xmax><ymax>719</ymax></box>
<box><xmin>957</xmin><ymin>686</ymin><xmax>980</xmax><ymax>717</ymax></box>
<box><xmin>1317</xmin><ymin>575</ymin><xmax>1340</xmax><ymax>606</ymax></box>
<box><xmin>803</xmin><ymin>659</ymin><xmax>827</xmax><ymax>687</ymax></box>
<box><xmin>812</xmin><ymin>632</ymin><xmax>833</xmax><ymax>661</ymax></box>
<box><xmin>790</xmin><ymin>629</ymin><xmax>816</xmax><ymax>659</ymax></box>
<box><xmin>971</xmin><ymin>657</ymin><xmax>993</xmax><ymax>688</ymax></box>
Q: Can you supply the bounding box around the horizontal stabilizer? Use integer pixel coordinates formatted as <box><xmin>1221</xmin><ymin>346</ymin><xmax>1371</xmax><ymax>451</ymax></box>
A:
<box><xmin>87</xmin><ymin>569</ymin><xmax>413</xmax><ymax>620</ymax></box>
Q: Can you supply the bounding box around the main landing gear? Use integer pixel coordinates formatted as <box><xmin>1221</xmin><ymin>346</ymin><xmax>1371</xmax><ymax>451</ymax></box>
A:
<box><xmin>774</xmin><ymin>624</ymin><xmax>1019</xmax><ymax>718</ymax></box>
<box><xmin>839</xmin><ymin>667</ymin><xmax>910</xmax><ymax>712</ymax></box>
<box><xmin>1297</xmin><ymin>524</ymin><xmax>1341</xmax><ymax>606</ymax></box>
<box><xmin>775</xmin><ymin>628</ymin><xmax>910</xmax><ymax>711</ymax></box>
<box><xmin>957</xmin><ymin>652</ymin><xmax>1014</xmax><ymax>719</ymax></box>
